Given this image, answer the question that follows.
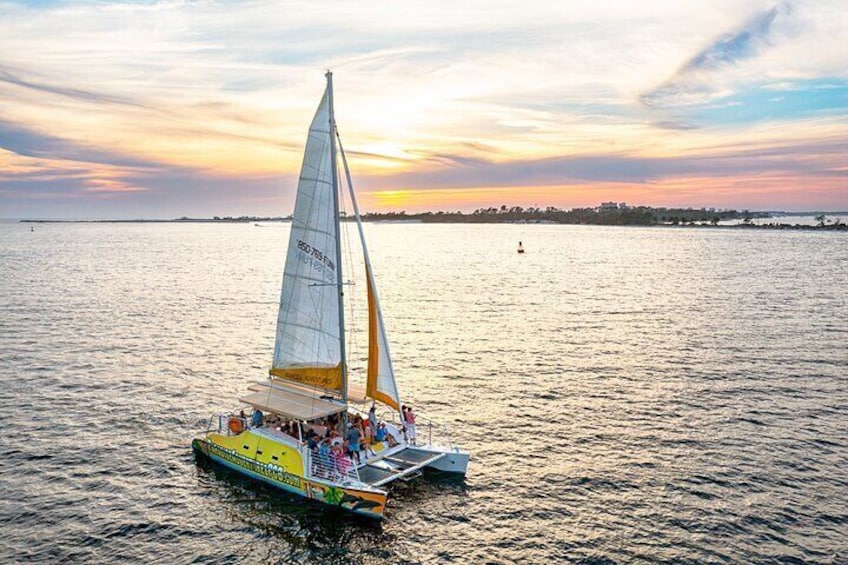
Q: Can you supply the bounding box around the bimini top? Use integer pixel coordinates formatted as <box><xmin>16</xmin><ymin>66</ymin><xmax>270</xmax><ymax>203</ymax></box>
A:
<box><xmin>240</xmin><ymin>381</ymin><xmax>346</xmax><ymax>421</ymax></box>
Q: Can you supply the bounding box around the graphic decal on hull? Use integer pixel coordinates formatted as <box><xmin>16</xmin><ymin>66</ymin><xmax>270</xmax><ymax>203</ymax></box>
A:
<box><xmin>195</xmin><ymin>439</ymin><xmax>386</xmax><ymax>516</ymax></box>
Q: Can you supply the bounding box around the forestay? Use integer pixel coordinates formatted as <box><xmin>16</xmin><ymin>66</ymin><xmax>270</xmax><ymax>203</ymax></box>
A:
<box><xmin>337</xmin><ymin>136</ymin><xmax>402</xmax><ymax>412</ymax></box>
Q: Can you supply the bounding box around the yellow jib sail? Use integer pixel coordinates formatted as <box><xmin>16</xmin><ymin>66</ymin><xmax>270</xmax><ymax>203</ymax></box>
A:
<box><xmin>365</xmin><ymin>265</ymin><xmax>400</xmax><ymax>410</ymax></box>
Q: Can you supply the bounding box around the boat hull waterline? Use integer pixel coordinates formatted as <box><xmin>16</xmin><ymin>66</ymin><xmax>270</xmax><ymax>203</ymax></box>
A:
<box><xmin>193</xmin><ymin>436</ymin><xmax>388</xmax><ymax>518</ymax></box>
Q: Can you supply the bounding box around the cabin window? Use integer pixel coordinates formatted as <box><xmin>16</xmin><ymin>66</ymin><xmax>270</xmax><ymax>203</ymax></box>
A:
<box><xmin>271</xmin><ymin>455</ymin><xmax>279</xmax><ymax>461</ymax></box>
<box><xmin>257</xmin><ymin>450</ymin><xmax>263</xmax><ymax>455</ymax></box>
<box><xmin>242</xmin><ymin>445</ymin><xmax>249</xmax><ymax>450</ymax></box>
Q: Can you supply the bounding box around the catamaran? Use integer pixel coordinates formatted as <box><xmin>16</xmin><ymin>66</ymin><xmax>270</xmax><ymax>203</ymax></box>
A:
<box><xmin>192</xmin><ymin>72</ymin><xmax>469</xmax><ymax>519</ymax></box>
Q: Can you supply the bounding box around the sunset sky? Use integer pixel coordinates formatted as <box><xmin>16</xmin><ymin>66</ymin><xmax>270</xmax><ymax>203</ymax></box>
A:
<box><xmin>1</xmin><ymin>0</ymin><xmax>847</xmax><ymax>219</ymax></box>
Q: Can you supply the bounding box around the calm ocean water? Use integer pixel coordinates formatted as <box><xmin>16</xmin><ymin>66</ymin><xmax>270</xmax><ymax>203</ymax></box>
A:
<box><xmin>1</xmin><ymin>221</ymin><xmax>846</xmax><ymax>564</ymax></box>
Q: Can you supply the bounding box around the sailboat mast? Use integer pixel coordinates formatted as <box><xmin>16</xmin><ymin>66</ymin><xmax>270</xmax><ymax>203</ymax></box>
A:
<box><xmin>326</xmin><ymin>71</ymin><xmax>348</xmax><ymax>403</ymax></box>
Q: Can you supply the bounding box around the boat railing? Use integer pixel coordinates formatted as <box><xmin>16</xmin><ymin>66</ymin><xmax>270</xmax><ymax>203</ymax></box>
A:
<box><xmin>207</xmin><ymin>413</ymin><xmax>245</xmax><ymax>436</ymax></box>
<box><xmin>306</xmin><ymin>448</ymin><xmax>361</xmax><ymax>485</ymax></box>
<box><xmin>345</xmin><ymin>405</ymin><xmax>457</xmax><ymax>450</ymax></box>
<box><xmin>378</xmin><ymin>409</ymin><xmax>456</xmax><ymax>450</ymax></box>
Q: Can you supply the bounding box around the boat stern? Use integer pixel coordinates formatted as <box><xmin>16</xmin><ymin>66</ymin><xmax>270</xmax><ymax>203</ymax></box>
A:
<box><xmin>412</xmin><ymin>445</ymin><xmax>470</xmax><ymax>474</ymax></box>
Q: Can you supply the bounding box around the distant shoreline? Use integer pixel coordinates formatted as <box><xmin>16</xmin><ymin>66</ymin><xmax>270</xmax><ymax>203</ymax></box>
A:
<box><xmin>17</xmin><ymin>219</ymin><xmax>848</xmax><ymax>231</ymax></box>
<box><xmin>19</xmin><ymin>217</ymin><xmax>291</xmax><ymax>224</ymax></box>
<box><xmin>17</xmin><ymin>206</ymin><xmax>848</xmax><ymax>231</ymax></box>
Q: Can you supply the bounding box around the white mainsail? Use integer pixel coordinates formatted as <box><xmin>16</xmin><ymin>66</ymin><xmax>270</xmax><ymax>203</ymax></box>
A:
<box><xmin>271</xmin><ymin>82</ymin><xmax>344</xmax><ymax>392</ymax></box>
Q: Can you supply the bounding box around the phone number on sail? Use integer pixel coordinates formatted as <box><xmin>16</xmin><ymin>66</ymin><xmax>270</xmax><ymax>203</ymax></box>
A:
<box><xmin>297</xmin><ymin>239</ymin><xmax>336</xmax><ymax>280</ymax></box>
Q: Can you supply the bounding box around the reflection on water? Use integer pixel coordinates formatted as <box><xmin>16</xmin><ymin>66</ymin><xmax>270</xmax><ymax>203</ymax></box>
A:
<box><xmin>1</xmin><ymin>222</ymin><xmax>846</xmax><ymax>563</ymax></box>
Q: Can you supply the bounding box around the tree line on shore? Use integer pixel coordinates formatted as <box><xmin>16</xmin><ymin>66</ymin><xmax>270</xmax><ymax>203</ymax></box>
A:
<box><xmin>186</xmin><ymin>206</ymin><xmax>845</xmax><ymax>229</ymax></box>
<box><xmin>360</xmin><ymin>205</ymin><xmax>754</xmax><ymax>226</ymax></box>
<box><xmin>23</xmin><ymin>207</ymin><xmax>845</xmax><ymax>229</ymax></box>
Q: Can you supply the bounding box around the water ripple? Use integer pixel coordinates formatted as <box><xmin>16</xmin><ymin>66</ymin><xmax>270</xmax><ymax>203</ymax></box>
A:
<box><xmin>1</xmin><ymin>222</ymin><xmax>847</xmax><ymax>563</ymax></box>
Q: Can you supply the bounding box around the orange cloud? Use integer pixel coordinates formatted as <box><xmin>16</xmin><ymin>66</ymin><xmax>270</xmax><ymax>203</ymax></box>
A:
<box><xmin>82</xmin><ymin>178</ymin><xmax>148</xmax><ymax>194</ymax></box>
<box><xmin>359</xmin><ymin>172</ymin><xmax>848</xmax><ymax>213</ymax></box>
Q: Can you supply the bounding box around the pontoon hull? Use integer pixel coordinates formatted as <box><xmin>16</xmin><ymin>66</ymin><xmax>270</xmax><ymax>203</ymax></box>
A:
<box><xmin>412</xmin><ymin>446</ymin><xmax>470</xmax><ymax>474</ymax></box>
<box><xmin>192</xmin><ymin>438</ymin><xmax>387</xmax><ymax>519</ymax></box>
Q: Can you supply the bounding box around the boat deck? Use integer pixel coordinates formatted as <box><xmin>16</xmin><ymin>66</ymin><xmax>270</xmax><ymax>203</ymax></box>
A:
<box><xmin>359</xmin><ymin>448</ymin><xmax>446</xmax><ymax>487</ymax></box>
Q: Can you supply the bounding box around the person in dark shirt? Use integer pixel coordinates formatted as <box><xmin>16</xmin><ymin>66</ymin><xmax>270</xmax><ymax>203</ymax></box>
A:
<box><xmin>346</xmin><ymin>424</ymin><xmax>362</xmax><ymax>464</ymax></box>
<box><xmin>251</xmin><ymin>409</ymin><xmax>264</xmax><ymax>428</ymax></box>
<box><xmin>306</xmin><ymin>429</ymin><xmax>319</xmax><ymax>450</ymax></box>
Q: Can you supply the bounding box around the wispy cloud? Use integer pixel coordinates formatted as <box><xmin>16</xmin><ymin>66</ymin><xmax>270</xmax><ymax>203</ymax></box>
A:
<box><xmin>353</xmin><ymin>134</ymin><xmax>848</xmax><ymax>194</ymax></box>
<box><xmin>642</xmin><ymin>4</ymin><xmax>789</xmax><ymax>107</ymax></box>
<box><xmin>0</xmin><ymin>120</ymin><xmax>158</xmax><ymax>168</ymax></box>
<box><xmin>684</xmin><ymin>5</ymin><xmax>782</xmax><ymax>71</ymax></box>
<box><xmin>0</xmin><ymin>65</ymin><xmax>150</xmax><ymax>109</ymax></box>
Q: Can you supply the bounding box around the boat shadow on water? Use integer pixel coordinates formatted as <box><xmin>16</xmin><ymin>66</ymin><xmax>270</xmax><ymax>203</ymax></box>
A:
<box><xmin>193</xmin><ymin>450</ymin><xmax>368</xmax><ymax>522</ymax></box>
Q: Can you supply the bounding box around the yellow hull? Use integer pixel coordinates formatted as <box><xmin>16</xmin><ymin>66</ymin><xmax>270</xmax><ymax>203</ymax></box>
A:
<box><xmin>192</xmin><ymin>432</ymin><xmax>386</xmax><ymax>519</ymax></box>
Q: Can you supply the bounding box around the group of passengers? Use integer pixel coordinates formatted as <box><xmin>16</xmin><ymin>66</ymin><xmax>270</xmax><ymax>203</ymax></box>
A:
<box><xmin>300</xmin><ymin>405</ymin><xmax>395</xmax><ymax>479</ymax></box>
<box><xmin>241</xmin><ymin>409</ymin><xmax>302</xmax><ymax>440</ymax></box>
<box><xmin>239</xmin><ymin>403</ymin><xmax>416</xmax><ymax>479</ymax></box>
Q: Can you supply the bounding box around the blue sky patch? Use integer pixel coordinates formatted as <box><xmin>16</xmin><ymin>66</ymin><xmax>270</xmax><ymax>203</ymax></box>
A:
<box><xmin>689</xmin><ymin>79</ymin><xmax>848</xmax><ymax>127</ymax></box>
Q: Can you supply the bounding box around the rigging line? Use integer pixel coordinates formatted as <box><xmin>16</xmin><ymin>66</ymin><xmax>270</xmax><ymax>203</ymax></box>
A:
<box><xmin>309</xmin><ymin>282</ymin><xmax>354</xmax><ymax>287</ymax></box>
<box><xmin>326</xmin><ymin>73</ymin><xmax>348</xmax><ymax>408</ymax></box>
<box><xmin>337</xmin><ymin>137</ymin><xmax>360</xmax><ymax>389</ymax></box>
<box><xmin>344</xmin><ymin>174</ymin><xmax>363</xmax><ymax>385</ymax></box>
<box><xmin>336</xmin><ymin>127</ymin><xmax>403</xmax><ymax>415</ymax></box>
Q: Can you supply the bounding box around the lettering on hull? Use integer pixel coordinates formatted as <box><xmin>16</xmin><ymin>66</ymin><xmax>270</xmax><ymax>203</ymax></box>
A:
<box><xmin>195</xmin><ymin>439</ymin><xmax>386</xmax><ymax>517</ymax></box>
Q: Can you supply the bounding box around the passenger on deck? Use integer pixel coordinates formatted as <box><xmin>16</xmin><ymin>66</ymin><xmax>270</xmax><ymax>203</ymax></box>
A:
<box><xmin>346</xmin><ymin>424</ymin><xmax>362</xmax><ymax>464</ymax></box>
<box><xmin>286</xmin><ymin>420</ymin><xmax>299</xmax><ymax>438</ymax></box>
<box><xmin>363</xmin><ymin>420</ymin><xmax>377</xmax><ymax>457</ymax></box>
<box><xmin>401</xmin><ymin>406</ymin><xmax>407</xmax><ymax>436</ymax></box>
<box><xmin>251</xmin><ymin>408</ymin><xmax>264</xmax><ymax>428</ymax></box>
<box><xmin>404</xmin><ymin>406</ymin><xmax>417</xmax><ymax>445</ymax></box>
<box><xmin>374</xmin><ymin>422</ymin><xmax>387</xmax><ymax>442</ymax></box>
<box><xmin>387</xmin><ymin>433</ymin><xmax>399</xmax><ymax>448</ymax></box>
<box><xmin>317</xmin><ymin>439</ymin><xmax>332</xmax><ymax>477</ymax></box>
<box><xmin>368</xmin><ymin>404</ymin><xmax>377</xmax><ymax>428</ymax></box>
<box><xmin>363</xmin><ymin>419</ymin><xmax>373</xmax><ymax>446</ymax></box>
<box><xmin>326</xmin><ymin>413</ymin><xmax>339</xmax><ymax>434</ymax></box>
<box><xmin>314</xmin><ymin>438</ymin><xmax>331</xmax><ymax>478</ymax></box>
<box><xmin>359</xmin><ymin>417</ymin><xmax>369</xmax><ymax>452</ymax></box>
<box><xmin>306</xmin><ymin>429</ymin><xmax>319</xmax><ymax>450</ymax></box>
<box><xmin>331</xmin><ymin>442</ymin><xmax>348</xmax><ymax>479</ymax></box>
